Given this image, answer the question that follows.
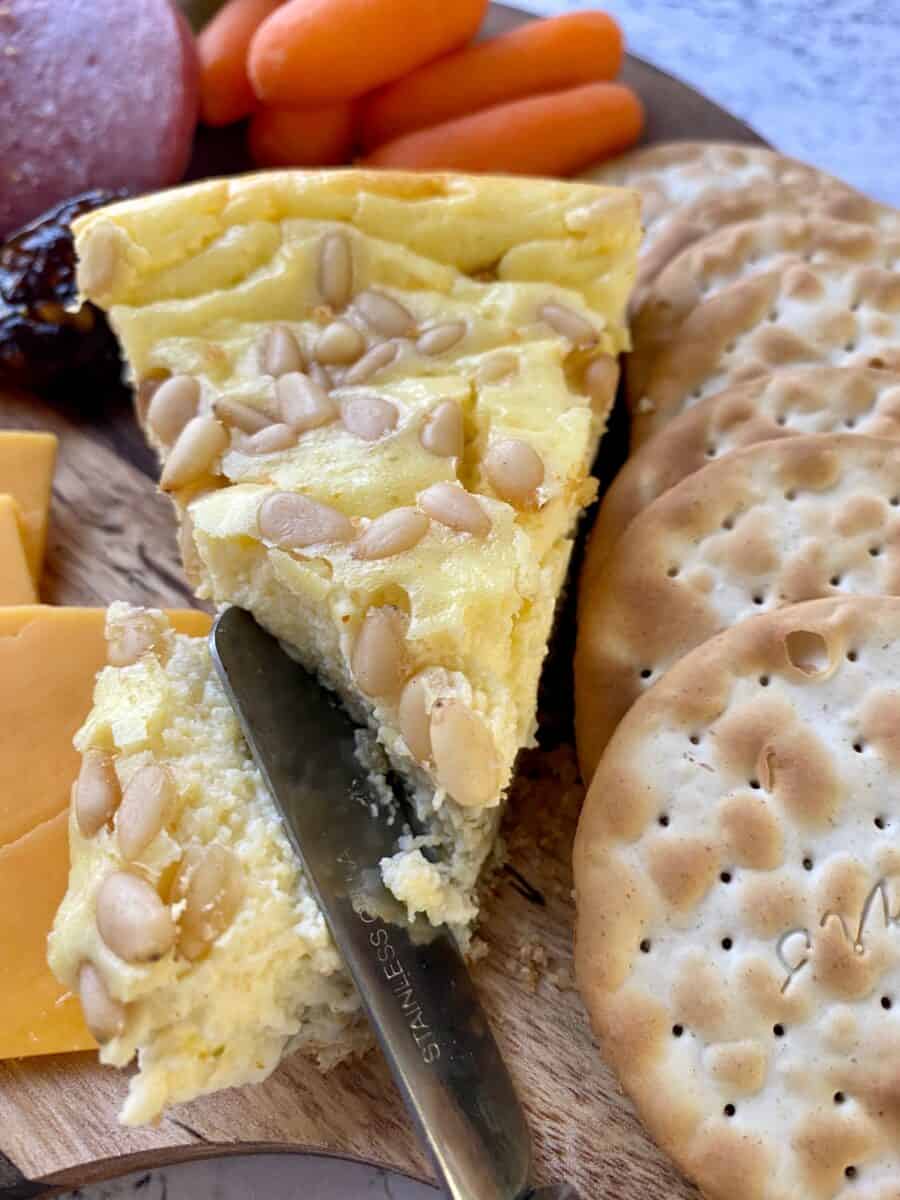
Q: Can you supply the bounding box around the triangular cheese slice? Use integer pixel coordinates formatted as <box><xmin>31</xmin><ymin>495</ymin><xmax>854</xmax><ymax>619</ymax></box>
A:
<box><xmin>57</xmin><ymin>171</ymin><xmax>639</xmax><ymax>1121</ymax></box>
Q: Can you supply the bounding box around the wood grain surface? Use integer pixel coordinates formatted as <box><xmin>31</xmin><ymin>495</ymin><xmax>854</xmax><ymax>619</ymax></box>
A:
<box><xmin>0</xmin><ymin>6</ymin><xmax>761</xmax><ymax>1193</ymax></box>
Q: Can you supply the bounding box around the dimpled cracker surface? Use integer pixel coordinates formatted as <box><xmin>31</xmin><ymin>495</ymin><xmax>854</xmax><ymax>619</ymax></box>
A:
<box><xmin>71</xmin><ymin>170</ymin><xmax>639</xmax><ymax>936</ymax></box>
<box><xmin>49</xmin><ymin>605</ymin><xmax>365</xmax><ymax>1126</ymax></box>
<box><xmin>574</xmin><ymin>597</ymin><xmax>900</xmax><ymax>1200</ymax></box>
<box><xmin>582</xmin><ymin>141</ymin><xmax>886</xmax><ymax>311</ymax></box>
<box><xmin>575</xmin><ymin>434</ymin><xmax>900</xmax><ymax>780</ymax></box>
<box><xmin>589</xmin><ymin>367</ymin><xmax>900</xmax><ymax>570</ymax></box>
<box><xmin>629</xmin><ymin>214</ymin><xmax>900</xmax><ymax>447</ymax></box>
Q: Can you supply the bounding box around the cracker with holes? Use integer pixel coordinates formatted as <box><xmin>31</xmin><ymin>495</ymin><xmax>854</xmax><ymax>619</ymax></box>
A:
<box><xmin>575</xmin><ymin>596</ymin><xmax>900</xmax><ymax>1200</ymax></box>
<box><xmin>627</xmin><ymin>214</ymin><xmax>900</xmax><ymax>447</ymax></box>
<box><xmin>53</xmin><ymin>171</ymin><xmax>640</xmax><ymax>1123</ymax></box>
<box><xmin>589</xmin><ymin>367</ymin><xmax>900</xmax><ymax>571</ymax></box>
<box><xmin>582</xmin><ymin>141</ymin><xmax>888</xmax><ymax>312</ymax></box>
<box><xmin>575</xmin><ymin>434</ymin><xmax>900</xmax><ymax>780</ymax></box>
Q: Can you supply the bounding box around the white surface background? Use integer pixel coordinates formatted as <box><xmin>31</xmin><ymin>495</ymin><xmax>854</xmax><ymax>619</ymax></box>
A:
<box><xmin>522</xmin><ymin>0</ymin><xmax>899</xmax><ymax>206</ymax></box>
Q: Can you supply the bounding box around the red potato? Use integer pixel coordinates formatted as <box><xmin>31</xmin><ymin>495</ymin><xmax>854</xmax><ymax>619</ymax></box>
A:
<box><xmin>248</xmin><ymin>0</ymin><xmax>489</xmax><ymax>107</ymax></box>
<box><xmin>360</xmin><ymin>12</ymin><xmax>624</xmax><ymax>150</ymax></box>
<box><xmin>198</xmin><ymin>0</ymin><xmax>283</xmax><ymax>127</ymax></box>
<box><xmin>248</xmin><ymin>104</ymin><xmax>357</xmax><ymax>166</ymax></box>
<box><xmin>0</xmin><ymin>0</ymin><xmax>198</xmax><ymax>238</ymax></box>
<box><xmin>362</xmin><ymin>83</ymin><xmax>645</xmax><ymax>177</ymax></box>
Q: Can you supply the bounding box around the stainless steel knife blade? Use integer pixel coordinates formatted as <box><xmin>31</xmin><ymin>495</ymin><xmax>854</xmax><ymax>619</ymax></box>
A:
<box><xmin>209</xmin><ymin>607</ymin><xmax>551</xmax><ymax>1200</ymax></box>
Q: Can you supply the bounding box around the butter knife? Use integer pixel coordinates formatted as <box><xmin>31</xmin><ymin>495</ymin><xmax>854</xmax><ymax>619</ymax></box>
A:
<box><xmin>210</xmin><ymin>606</ymin><xmax>577</xmax><ymax>1200</ymax></box>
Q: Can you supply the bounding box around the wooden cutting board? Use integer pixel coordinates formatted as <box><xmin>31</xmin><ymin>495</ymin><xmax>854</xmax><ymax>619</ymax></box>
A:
<box><xmin>0</xmin><ymin>7</ymin><xmax>762</xmax><ymax>1195</ymax></box>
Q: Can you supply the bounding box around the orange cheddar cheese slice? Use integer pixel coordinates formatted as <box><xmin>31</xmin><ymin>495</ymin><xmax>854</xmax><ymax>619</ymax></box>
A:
<box><xmin>0</xmin><ymin>431</ymin><xmax>57</xmax><ymax>586</ymax></box>
<box><xmin>0</xmin><ymin>605</ymin><xmax>212</xmax><ymax>1058</ymax></box>
<box><xmin>0</xmin><ymin>495</ymin><xmax>37</xmax><ymax>605</ymax></box>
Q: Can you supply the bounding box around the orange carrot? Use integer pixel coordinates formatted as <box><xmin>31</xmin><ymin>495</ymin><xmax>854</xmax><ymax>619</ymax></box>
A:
<box><xmin>360</xmin><ymin>12</ymin><xmax>623</xmax><ymax>150</ymax></box>
<box><xmin>361</xmin><ymin>83</ymin><xmax>645</xmax><ymax>177</ymax></box>
<box><xmin>198</xmin><ymin>0</ymin><xmax>283</xmax><ymax>126</ymax></box>
<box><xmin>248</xmin><ymin>103</ymin><xmax>357</xmax><ymax>166</ymax></box>
<box><xmin>248</xmin><ymin>0</ymin><xmax>489</xmax><ymax>107</ymax></box>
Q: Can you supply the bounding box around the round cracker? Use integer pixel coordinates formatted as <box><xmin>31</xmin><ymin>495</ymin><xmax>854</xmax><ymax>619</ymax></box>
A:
<box><xmin>575</xmin><ymin>595</ymin><xmax>900</xmax><ymax>1200</ymax></box>
<box><xmin>590</xmin><ymin>367</ymin><xmax>900</xmax><ymax>571</ymax></box>
<box><xmin>582</xmin><ymin>141</ymin><xmax>884</xmax><ymax>312</ymax></box>
<box><xmin>575</xmin><ymin>433</ymin><xmax>900</xmax><ymax>780</ymax></box>
<box><xmin>629</xmin><ymin>215</ymin><xmax>900</xmax><ymax>448</ymax></box>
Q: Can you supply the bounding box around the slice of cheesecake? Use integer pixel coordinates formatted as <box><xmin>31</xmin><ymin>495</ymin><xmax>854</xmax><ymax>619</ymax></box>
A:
<box><xmin>56</xmin><ymin>171</ymin><xmax>639</xmax><ymax>1120</ymax></box>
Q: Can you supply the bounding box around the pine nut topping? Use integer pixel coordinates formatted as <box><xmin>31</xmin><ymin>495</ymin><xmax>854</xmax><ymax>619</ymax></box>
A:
<box><xmin>308</xmin><ymin>361</ymin><xmax>334</xmax><ymax>391</ymax></box>
<box><xmin>399</xmin><ymin>675</ymin><xmax>432</xmax><ymax>763</ymax></box>
<box><xmin>159</xmin><ymin>416</ymin><xmax>228</xmax><ymax>492</ymax></box>
<box><xmin>135</xmin><ymin>377</ymin><xmax>165</xmax><ymax>426</ymax></box>
<box><xmin>584</xmin><ymin>354</ymin><xmax>619</xmax><ymax>413</ymax></box>
<box><xmin>258</xmin><ymin>492</ymin><xmax>353</xmax><ymax>548</ymax></box>
<box><xmin>95</xmin><ymin>872</ymin><xmax>176</xmax><ymax>964</ymax></box>
<box><xmin>75</xmin><ymin>749</ymin><xmax>121</xmax><ymax>837</ymax></box>
<box><xmin>430</xmin><ymin>700</ymin><xmax>501</xmax><ymax>808</ymax></box>
<box><xmin>107</xmin><ymin>610</ymin><xmax>160</xmax><ymax>667</ymax></box>
<box><xmin>117</xmin><ymin>764</ymin><xmax>174</xmax><ymax>861</ymax></box>
<box><xmin>342</xmin><ymin>341</ymin><xmax>399</xmax><ymax>386</ymax></box>
<box><xmin>146</xmin><ymin>375</ymin><xmax>199</xmax><ymax>445</ymax></box>
<box><xmin>261</xmin><ymin>325</ymin><xmax>304</xmax><ymax>377</ymax></box>
<box><xmin>419</xmin><ymin>482</ymin><xmax>491</xmax><ymax>536</ymax></box>
<box><xmin>213</xmin><ymin>396</ymin><xmax>274</xmax><ymax>434</ymax></box>
<box><xmin>78</xmin><ymin>962</ymin><xmax>126</xmax><ymax>1043</ymax></box>
<box><xmin>276</xmin><ymin>372</ymin><xmax>338</xmax><ymax>432</ymax></box>
<box><xmin>243</xmin><ymin>422</ymin><xmax>298</xmax><ymax>454</ymax></box>
<box><xmin>314</xmin><ymin>320</ymin><xmax>366</xmax><ymax>365</ymax></box>
<box><xmin>416</xmin><ymin>321</ymin><xmax>465</xmax><ymax>357</ymax></box>
<box><xmin>353</xmin><ymin>508</ymin><xmax>429</xmax><ymax>560</ymax></box>
<box><xmin>351</xmin><ymin>606</ymin><xmax>409</xmax><ymax>698</ymax></box>
<box><xmin>79</xmin><ymin>223</ymin><xmax>122</xmax><ymax>296</ymax></box>
<box><xmin>318</xmin><ymin>231</ymin><xmax>353</xmax><ymax>309</ymax></box>
<box><xmin>341</xmin><ymin>393</ymin><xmax>398</xmax><ymax>441</ymax></box>
<box><xmin>420</xmin><ymin>399</ymin><xmax>463</xmax><ymax>458</ymax></box>
<box><xmin>538</xmin><ymin>302</ymin><xmax>598</xmax><ymax>347</ymax></box>
<box><xmin>354</xmin><ymin>289</ymin><xmax>415</xmax><ymax>338</ymax></box>
<box><xmin>484</xmin><ymin>438</ymin><xmax>544</xmax><ymax>508</ymax></box>
<box><xmin>477</xmin><ymin>352</ymin><xmax>518</xmax><ymax>384</ymax></box>
<box><xmin>171</xmin><ymin>844</ymin><xmax>243</xmax><ymax>962</ymax></box>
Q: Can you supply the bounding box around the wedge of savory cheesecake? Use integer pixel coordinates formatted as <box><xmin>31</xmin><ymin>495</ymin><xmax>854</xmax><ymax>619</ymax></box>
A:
<box><xmin>50</xmin><ymin>171</ymin><xmax>639</xmax><ymax>1122</ymax></box>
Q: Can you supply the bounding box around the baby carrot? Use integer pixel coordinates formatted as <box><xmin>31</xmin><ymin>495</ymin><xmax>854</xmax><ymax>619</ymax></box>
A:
<box><xmin>248</xmin><ymin>0</ymin><xmax>488</xmax><ymax>107</ymax></box>
<box><xmin>248</xmin><ymin>103</ymin><xmax>356</xmax><ymax>166</ymax></box>
<box><xmin>361</xmin><ymin>83</ymin><xmax>645</xmax><ymax>177</ymax></box>
<box><xmin>197</xmin><ymin>0</ymin><xmax>283</xmax><ymax>126</ymax></box>
<box><xmin>360</xmin><ymin>12</ymin><xmax>623</xmax><ymax>150</ymax></box>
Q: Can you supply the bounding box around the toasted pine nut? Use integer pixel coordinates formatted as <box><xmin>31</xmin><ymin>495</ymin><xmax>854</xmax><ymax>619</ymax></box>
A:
<box><xmin>243</xmin><ymin>423</ymin><xmax>298</xmax><ymax>454</ymax></box>
<box><xmin>484</xmin><ymin>438</ymin><xmax>544</xmax><ymax>508</ymax></box>
<box><xmin>171</xmin><ymin>844</ymin><xmax>243</xmax><ymax>962</ymax></box>
<box><xmin>583</xmin><ymin>354</ymin><xmax>620</xmax><ymax>413</ymax></box>
<box><xmin>318</xmin><ymin>231</ymin><xmax>353</xmax><ymax>309</ymax></box>
<box><xmin>308</xmin><ymin>361</ymin><xmax>334</xmax><ymax>391</ymax></box>
<box><xmin>117</xmin><ymin>765</ymin><xmax>174</xmax><ymax>861</ymax></box>
<box><xmin>354</xmin><ymin>289</ymin><xmax>415</xmax><ymax>338</ymax></box>
<box><xmin>79</xmin><ymin>223</ymin><xmax>122</xmax><ymax>296</ymax></box>
<box><xmin>160</xmin><ymin>416</ymin><xmax>228</xmax><ymax>492</ymax></box>
<box><xmin>477</xmin><ymin>352</ymin><xmax>518</xmax><ymax>384</ymax></box>
<box><xmin>431</xmin><ymin>700</ymin><xmax>501</xmax><ymax>808</ymax></box>
<box><xmin>135</xmin><ymin>376</ymin><xmax>166</xmax><ymax>426</ymax></box>
<box><xmin>78</xmin><ymin>963</ymin><xmax>126</xmax><ymax>1043</ymax></box>
<box><xmin>95</xmin><ymin>872</ymin><xmax>176</xmax><ymax>964</ymax></box>
<box><xmin>276</xmin><ymin>372</ymin><xmax>337</xmax><ymax>431</ymax></box>
<box><xmin>342</xmin><ymin>342</ymin><xmax>398</xmax><ymax>386</ymax></box>
<box><xmin>416</xmin><ymin>321</ymin><xmax>465</xmax><ymax>356</ymax></box>
<box><xmin>341</xmin><ymin>393</ymin><xmax>398</xmax><ymax>441</ymax></box>
<box><xmin>75</xmin><ymin>749</ymin><xmax>121</xmax><ymax>838</ymax></box>
<box><xmin>314</xmin><ymin>320</ymin><xmax>365</xmax><ymax>366</ymax></box>
<box><xmin>258</xmin><ymin>492</ymin><xmax>353</xmax><ymax>548</ymax></box>
<box><xmin>214</xmin><ymin>396</ymin><xmax>274</xmax><ymax>434</ymax></box>
<box><xmin>353</xmin><ymin>508</ymin><xmax>429</xmax><ymax>560</ymax></box>
<box><xmin>419</xmin><ymin>482</ymin><xmax>491</xmax><ymax>536</ymax></box>
<box><xmin>261</xmin><ymin>325</ymin><xmax>304</xmax><ymax>377</ymax></box>
<box><xmin>420</xmin><ymin>399</ymin><xmax>463</xmax><ymax>458</ymax></box>
<box><xmin>538</xmin><ymin>302</ymin><xmax>598</xmax><ymax>347</ymax></box>
<box><xmin>147</xmin><ymin>375</ymin><xmax>200</xmax><ymax>445</ymax></box>
<box><xmin>399</xmin><ymin>675</ymin><xmax>432</xmax><ymax>763</ymax></box>
<box><xmin>351</xmin><ymin>607</ymin><xmax>409</xmax><ymax>698</ymax></box>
